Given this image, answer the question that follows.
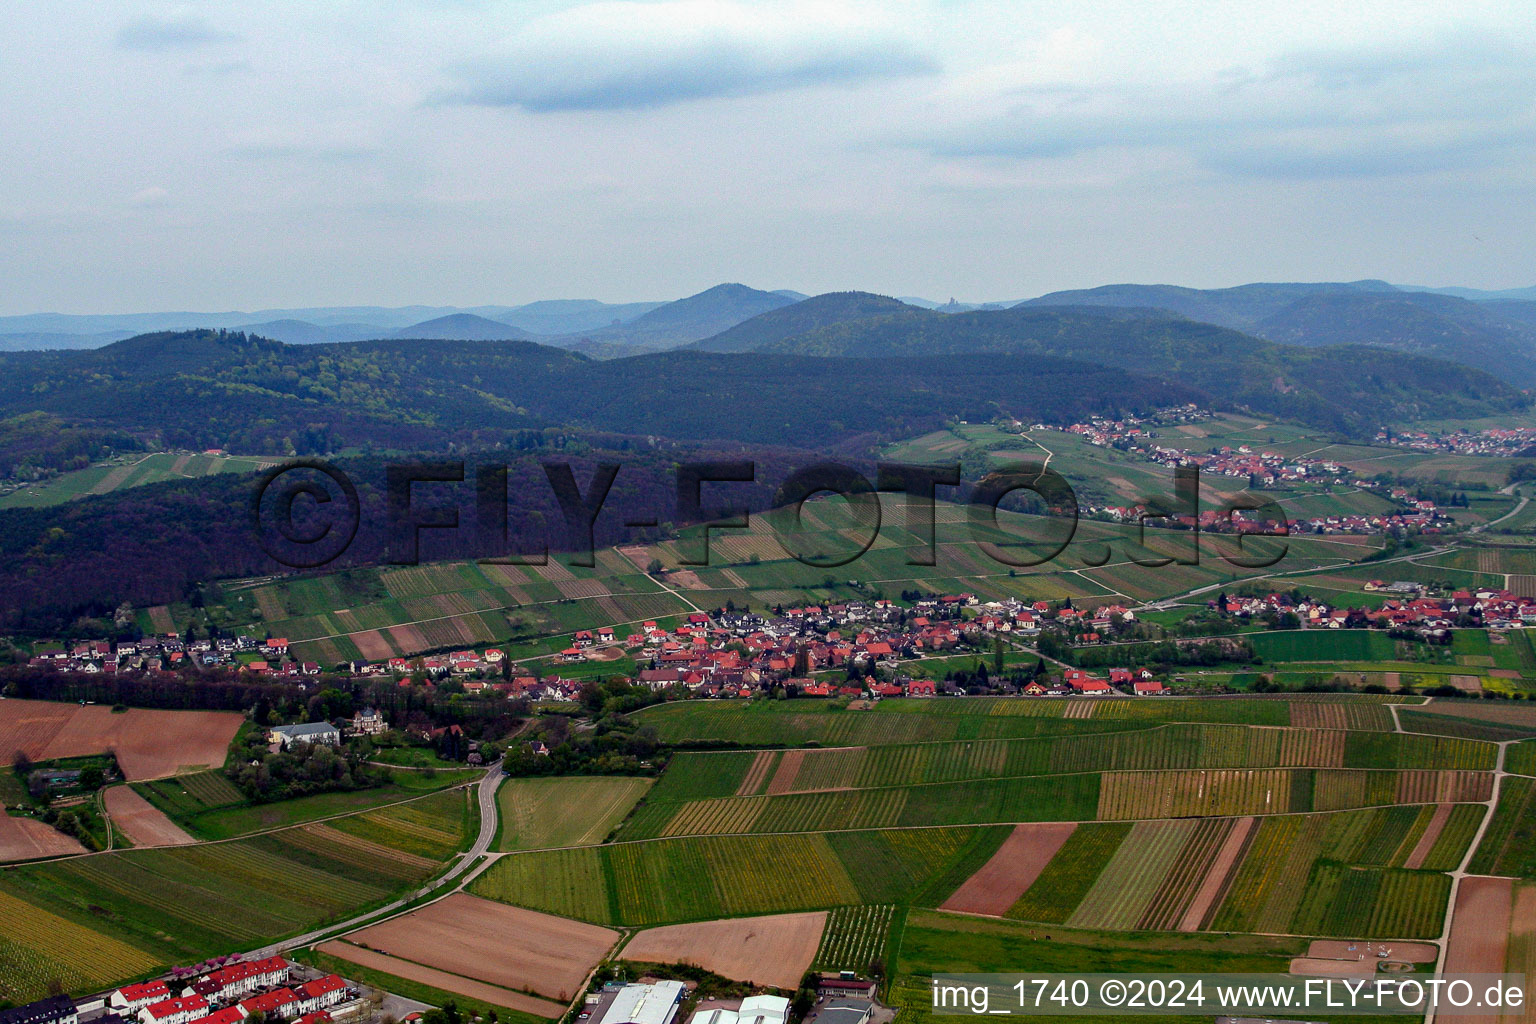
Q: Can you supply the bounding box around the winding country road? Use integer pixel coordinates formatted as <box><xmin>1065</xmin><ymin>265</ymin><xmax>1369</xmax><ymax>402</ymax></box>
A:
<box><xmin>243</xmin><ymin>760</ymin><xmax>503</xmax><ymax>960</ymax></box>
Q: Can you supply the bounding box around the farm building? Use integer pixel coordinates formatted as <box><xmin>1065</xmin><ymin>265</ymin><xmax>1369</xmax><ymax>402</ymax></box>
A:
<box><xmin>815</xmin><ymin>977</ymin><xmax>875</xmax><ymax>999</ymax></box>
<box><xmin>689</xmin><ymin>996</ymin><xmax>788</xmax><ymax>1024</ymax></box>
<box><xmin>268</xmin><ymin>723</ymin><xmax>341</xmax><ymax>749</ymax></box>
<box><xmin>736</xmin><ymin>996</ymin><xmax>790</xmax><ymax>1024</ymax></box>
<box><xmin>807</xmin><ymin>1000</ymin><xmax>872</xmax><ymax>1024</ymax></box>
<box><xmin>596</xmin><ymin>981</ymin><xmax>688</xmax><ymax>1024</ymax></box>
<box><xmin>0</xmin><ymin>996</ymin><xmax>78</xmax><ymax>1024</ymax></box>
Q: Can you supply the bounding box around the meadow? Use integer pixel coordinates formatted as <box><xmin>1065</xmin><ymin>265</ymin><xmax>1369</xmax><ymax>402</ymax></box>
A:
<box><xmin>495</xmin><ymin>776</ymin><xmax>653</xmax><ymax>851</ymax></box>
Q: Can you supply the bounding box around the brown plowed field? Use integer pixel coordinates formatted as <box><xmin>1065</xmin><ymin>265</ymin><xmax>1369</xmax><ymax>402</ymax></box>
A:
<box><xmin>0</xmin><ymin>813</ymin><xmax>86</xmax><ymax>862</ymax></box>
<box><xmin>103</xmin><ymin>786</ymin><xmax>194</xmax><ymax>847</ymax></box>
<box><xmin>349</xmin><ymin>630</ymin><xmax>395</xmax><ymax>661</ymax></box>
<box><xmin>620</xmin><ymin>912</ymin><xmax>827</xmax><ymax>989</ymax></box>
<box><xmin>316</xmin><ymin>942</ymin><xmax>567</xmax><ymax>1018</ymax></box>
<box><xmin>1443</xmin><ymin>876</ymin><xmax>1513</xmax><ymax>1024</ymax></box>
<box><xmin>343</xmin><ymin>893</ymin><xmax>618</xmax><ymax>1001</ymax></box>
<box><xmin>766</xmin><ymin>750</ymin><xmax>806</xmax><ymax>795</ymax></box>
<box><xmin>1178</xmin><ymin>816</ymin><xmax>1256</xmax><ymax>931</ymax></box>
<box><xmin>1403</xmin><ymin>804</ymin><xmax>1454</xmax><ymax>870</ymax></box>
<box><xmin>941</xmin><ymin>823</ymin><xmax>1077</xmax><ymax>917</ymax></box>
<box><xmin>0</xmin><ymin>699</ymin><xmax>241</xmax><ymax>780</ymax></box>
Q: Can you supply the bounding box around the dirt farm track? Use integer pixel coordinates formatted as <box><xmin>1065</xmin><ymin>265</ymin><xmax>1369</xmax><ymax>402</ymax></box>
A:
<box><xmin>0</xmin><ymin>699</ymin><xmax>242</xmax><ymax>780</ymax></box>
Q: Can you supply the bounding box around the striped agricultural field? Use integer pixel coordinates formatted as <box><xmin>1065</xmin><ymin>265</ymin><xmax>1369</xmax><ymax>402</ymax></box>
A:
<box><xmin>1137</xmin><ymin>817</ymin><xmax>1242</xmax><ymax>931</ymax></box>
<box><xmin>1097</xmin><ymin>769</ymin><xmax>1293</xmax><ymax>819</ymax></box>
<box><xmin>661</xmin><ymin>796</ymin><xmax>769</xmax><ymax>836</ymax></box>
<box><xmin>1066</xmin><ymin>820</ymin><xmax>1196</xmax><ymax>930</ymax></box>
<box><xmin>736</xmin><ymin>751</ymin><xmax>779</xmax><ymax>796</ymax></box>
<box><xmin>1288</xmin><ymin>701</ymin><xmax>1395</xmax><ymax>731</ymax></box>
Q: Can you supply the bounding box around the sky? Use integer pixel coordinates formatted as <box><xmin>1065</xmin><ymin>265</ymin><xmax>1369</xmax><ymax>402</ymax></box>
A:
<box><xmin>0</xmin><ymin>0</ymin><xmax>1533</xmax><ymax>313</ymax></box>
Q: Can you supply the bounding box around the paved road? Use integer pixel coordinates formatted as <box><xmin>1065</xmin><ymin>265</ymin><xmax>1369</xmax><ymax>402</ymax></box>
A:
<box><xmin>244</xmin><ymin>761</ymin><xmax>503</xmax><ymax>960</ymax></box>
<box><xmin>1133</xmin><ymin>542</ymin><xmax>1454</xmax><ymax>612</ymax></box>
<box><xmin>1424</xmin><ymin>739</ymin><xmax>1512</xmax><ymax>1024</ymax></box>
<box><xmin>1480</xmin><ymin>494</ymin><xmax>1529</xmax><ymax>532</ymax></box>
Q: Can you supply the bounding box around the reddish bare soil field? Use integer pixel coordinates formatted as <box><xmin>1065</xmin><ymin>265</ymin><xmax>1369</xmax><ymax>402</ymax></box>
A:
<box><xmin>1404</xmin><ymin>804</ymin><xmax>1454</xmax><ymax>870</ymax></box>
<box><xmin>0</xmin><ymin>813</ymin><xmax>86</xmax><ymax>862</ymax></box>
<box><xmin>103</xmin><ymin>785</ymin><xmax>195</xmax><ymax>847</ymax></box>
<box><xmin>620</xmin><ymin>912</ymin><xmax>827</xmax><ymax>989</ymax></box>
<box><xmin>1179</xmin><ymin>816</ymin><xmax>1257</xmax><ymax>931</ymax></box>
<box><xmin>343</xmin><ymin>893</ymin><xmax>617</xmax><ymax>1001</ymax></box>
<box><xmin>349</xmin><ymin>630</ymin><xmax>395</xmax><ymax>661</ymax></box>
<box><xmin>316</xmin><ymin>942</ymin><xmax>567</xmax><ymax>1018</ymax></box>
<box><xmin>942</xmin><ymin>822</ymin><xmax>1077</xmax><ymax>917</ymax></box>
<box><xmin>765</xmin><ymin>750</ymin><xmax>805</xmax><ymax>795</ymax></box>
<box><xmin>0</xmin><ymin>699</ymin><xmax>241</xmax><ymax>780</ymax></box>
<box><xmin>1443</xmin><ymin>876</ymin><xmax>1513</xmax><ymax>1024</ymax></box>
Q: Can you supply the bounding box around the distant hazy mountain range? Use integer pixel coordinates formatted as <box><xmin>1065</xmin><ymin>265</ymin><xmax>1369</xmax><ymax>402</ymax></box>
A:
<box><xmin>4</xmin><ymin>278</ymin><xmax>1536</xmax><ymax>387</ymax></box>
<box><xmin>0</xmin><ymin>283</ymin><xmax>793</xmax><ymax>353</ymax></box>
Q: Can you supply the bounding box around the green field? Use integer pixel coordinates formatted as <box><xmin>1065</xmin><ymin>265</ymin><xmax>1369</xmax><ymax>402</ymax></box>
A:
<box><xmin>1211</xmin><ymin>809</ymin><xmax>1466</xmax><ymax>936</ymax></box>
<box><xmin>1469</xmin><ymin>776</ymin><xmax>1536</xmax><ymax>876</ymax></box>
<box><xmin>495</xmin><ymin>776</ymin><xmax>652</xmax><ymax>851</ymax></box>
<box><xmin>1249</xmin><ymin>630</ymin><xmax>1397</xmax><ymax>662</ymax></box>
<box><xmin>0</xmin><ymin>798</ymin><xmax>468</xmax><ymax>999</ymax></box>
<box><xmin>889</xmin><ymin>909</ymin><xmax>1340</xmax><ymax>1024</ymax></box>
<box><xmin>470</xmin><ymin>826</ymin><xmax>1009</xmax><ymax>926</ymax></box>
<box><xmin>636</xmin><ymin>695</ymin><xmax>1424</xmax><ymax>748</ymax></box>
<box><xmin>135</xmin><ymin>768</ymin><xmax>480</xmax><ymax>840</ymax></box>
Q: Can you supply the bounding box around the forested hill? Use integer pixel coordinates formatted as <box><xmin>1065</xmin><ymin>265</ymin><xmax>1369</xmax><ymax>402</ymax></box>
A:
<box><xmin>0</xmin><ymin>329</ymin><xmax>1198</xmax><ymax>457</ymax></box>
<box><xmin>747</xmin><ymin>305</ymin><xmax>1527</xmax><ymax>435</ymax></box>
<box><xmin>1020</xmin><ymin>282</ymin><xmax>1536</xmax><ymax>384</ymax></box>
<box><xmin>693</xmin><ymin>291</ymin><xmax>918</xmax><ymax>353</ymax></box>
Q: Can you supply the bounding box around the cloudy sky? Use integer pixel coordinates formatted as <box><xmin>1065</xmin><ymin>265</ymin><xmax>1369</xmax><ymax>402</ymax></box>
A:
<box><xmin>1</xmin><ymin>0</ymin><xmax>1532</xmax><ymax>312</ymax></box>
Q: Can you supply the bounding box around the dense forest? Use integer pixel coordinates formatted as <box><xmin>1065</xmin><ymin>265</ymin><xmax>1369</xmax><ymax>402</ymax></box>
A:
<box><xmin>751</xmin><ymin>306</ymin><xmax>1528</xmax><ymax>435</ymax></box>
<box><xmin>0</xmin><ymin>330</ymin><xmax>1199</xmax><ymax>455</ymax></box>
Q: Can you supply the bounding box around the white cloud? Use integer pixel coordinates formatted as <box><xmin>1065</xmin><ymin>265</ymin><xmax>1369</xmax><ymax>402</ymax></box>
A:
<box><xmin>443</xmin><ymin>0</ymin><xmax>937</xmax><ymax>111</ymax></box>
<box><xmin>920</xmin><ymin>33</ymin><xmax>1536</xmax><ymax>180</ymax></box>
<box><xmin>116</xmin><ymin>16</ymin><xmax>240</xmax><ymax>51</ymax></box>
